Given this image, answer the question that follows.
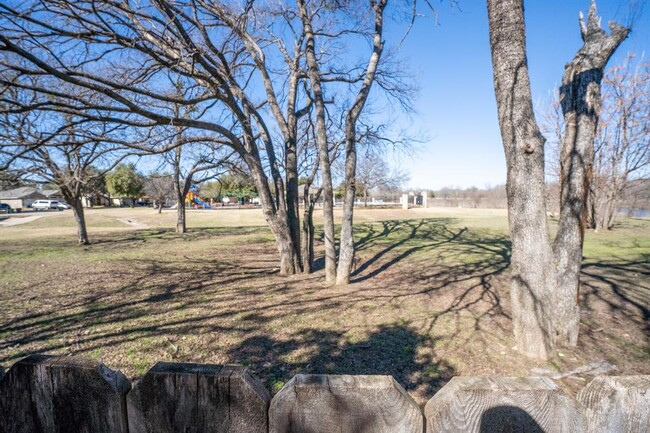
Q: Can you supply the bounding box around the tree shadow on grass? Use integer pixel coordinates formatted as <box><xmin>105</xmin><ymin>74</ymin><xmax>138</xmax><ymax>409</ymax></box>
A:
<box><xmin>89</xmin><ymin>225</ymin><xmax>272</xmax><ymax>246</ymax></box>
<box><xmin>352</xmin><ymin>219</ymin><xmax>468</xmax><ymax>282</ymax></box>
<box><xmin>0</xmin><ymin>218</ymin><xmax>509</xmax><ymax>387</ymax></box>
<box><xmin>227</xmin><ymin>324</ymin><xmax>455</xmax><ymax>399</ymax></box>
<box><xmin>581</xmin><ymin>257</ymin><xmax>650</xmax><ymax>325</ymax></box>
<box><xmin>4</xmin><ymin>216</ymin><xmax>648</xmax><ymax>403</ymax></box>
<box><xmin>347</xmin><ymin>219</ymin><xmax>513</xmax><ymax>335</ymax></box>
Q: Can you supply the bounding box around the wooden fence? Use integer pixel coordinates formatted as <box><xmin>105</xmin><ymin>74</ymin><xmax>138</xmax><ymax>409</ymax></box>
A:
<box><xmin>0</xmin><ymin>354</ymin><xmax>648</xmax><ymax>433</ymax></box>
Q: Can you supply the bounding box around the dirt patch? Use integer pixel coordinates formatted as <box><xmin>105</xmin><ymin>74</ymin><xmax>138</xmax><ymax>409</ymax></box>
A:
<box><xmin>116</xmin><ymin>218</ymin><xmax>149</xmax><ymax>228</ymax></box>
<box><xmin>0</xmin><ymin>215</ymin><xmax>44</xmax><ymax>226</ymax></box>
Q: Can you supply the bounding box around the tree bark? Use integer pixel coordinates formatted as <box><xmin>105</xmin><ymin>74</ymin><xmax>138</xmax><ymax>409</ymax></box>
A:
<box><xmin>71</xmin><ymin>198</ymin><xmax>90</xmax><ymax>245</ymax></box>
<box><xmin>243</xmin><ymin>151</ymin><xmax>300</xmax><ymax>275</ymax></box>
<box><xmin>173</xmin><ymin>146</ymin><xmax>187</xmax><ymax>234</ymax></box>
<box><xmin>285</xmin><ymin>138</ymin><xmax>303</xmax><ymax>272</ymax></box>
<box><xmin>336</xmin><ymin>130</ymin><xmax>359</xmax><ymax>285</ymax></box>
<box><xmin>487</xmin><ymin>0</ymin><xmax>628</xmax><ymax>358</ymax></box>
<box><xmin>60</xmin><ymin>187</ymin><xmax>90</xmax><ymax>245</ymax></box>
<box><xmin>176</xmin><ymin>199</ymin><xmax>186</xmax><ymax>233</ymax></box>
<box><xmin>301</xmin><ymin>187</ymin><xmax>322</xmax><ymax>273</ymax></box>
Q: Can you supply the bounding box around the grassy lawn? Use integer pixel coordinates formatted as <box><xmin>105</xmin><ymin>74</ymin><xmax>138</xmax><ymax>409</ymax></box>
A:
<box><xmin>0</xmin><ymin>206</ymin><xmax>648</xmax><ymax>404</ymax></box>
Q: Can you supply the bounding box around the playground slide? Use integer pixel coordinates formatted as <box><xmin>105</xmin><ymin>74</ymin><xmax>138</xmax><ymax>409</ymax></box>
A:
<box><xmin>192</xmin><ymin>196</ymin><xmax>212</xmax><ymax>209</ymax></box>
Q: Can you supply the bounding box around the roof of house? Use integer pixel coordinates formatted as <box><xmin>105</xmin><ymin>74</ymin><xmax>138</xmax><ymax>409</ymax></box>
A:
<box><xmin>0</xmin><ymin>187</ymin><xmax>46</xmax><ymax>199</ymax></box>
<box><xmin>42</xmin><ymin>189</ymin><xmax>63</xmax><ymax>197</ymax></box>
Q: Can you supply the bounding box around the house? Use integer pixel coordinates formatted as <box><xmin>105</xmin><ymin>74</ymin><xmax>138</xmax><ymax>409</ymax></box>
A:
<box><xmin>81</xmin><ymin>193</ymin><xmax>110</xmax><ymax>207</ymax></box>
<box><xmin>42</xmin><ymin>189</ymin><xmax>65</xmax><ymax>201</ymax></box>
<box><xmin>111</xmin><ymin>197</ymin><xmax>135</xmax><ymax>207</ymax></box>
<box><xmin>0</xmin><ymin>187</ymin><xmax>47</xmax><ymax>209</ymax></box>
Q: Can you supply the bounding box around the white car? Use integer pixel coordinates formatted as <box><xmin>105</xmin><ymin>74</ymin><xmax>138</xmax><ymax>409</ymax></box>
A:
<box><xmin>31</xmin><ymin>200</ymin><xmax>63</xmax><ymax>211</ymax></box>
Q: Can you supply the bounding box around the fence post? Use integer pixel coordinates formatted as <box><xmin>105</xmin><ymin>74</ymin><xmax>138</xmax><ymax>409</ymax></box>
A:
<box><xmin>0</xmin><ymin>354</ymin><xmax>130</xmax><ymax>433</ymax></box>
<box><xmin>402</xmin><ymin>194</ymin><xmax>409</xmax><ymax>210</ymax></box>
<box><xmin>424</xmin><ymin>377</ymin><xmax>585</xmax><ymax>433</ymax></box>
<box><xmin>269</xmin><ymin>374</ymin><xmax>422</xmax><ymax>433</ymax></box>
<box><xmin>126</xmin><ymin>362</ymin><xmax>270</xmax><ymax>433</ymax></box>
<box><xmin>578</xmin><ymin>375</ymin><xmax>650</xmax><ymax>433</ymax></box>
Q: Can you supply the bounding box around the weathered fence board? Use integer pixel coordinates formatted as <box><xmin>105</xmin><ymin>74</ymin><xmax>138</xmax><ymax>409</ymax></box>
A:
<box><xmin>578</xmin><ymin>375</ymin><xmax>650</xmax><ymax>433</ymax></box>
<box><xmin>0</xmin><ymin>354</ymin><xmax>130</xmax><ymax>433</ymax></box>
<box><xmin>2</xmin><ymin>354</ymin><xmax>649</xmax><ymax>432</ymax></box>
<box><xmin>424</xmin><ymin>377</ymin><xmax>585</xmax><ymax>433</ymax></box>
<box><xmin>126</xmin><ymin>362</ymin><xmax>269</xmax><ymax>433</ymax></box>
<box><xmin>269</xmin><ymin>374</ymin><xmax>422</xmax><ymax>433</ymax></box>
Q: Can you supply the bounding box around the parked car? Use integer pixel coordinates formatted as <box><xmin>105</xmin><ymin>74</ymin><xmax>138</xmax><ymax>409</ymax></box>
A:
<box><xmin>58</xmin><ymin>202</ymin><xmax>71</xmax><ymax>210</ymax></box>
<box><xmin>0</xmin><ymin>203</ymin><xmax>13</xmax><ymax>214</ymax></box>
<box><xmin>30</xmin><ymin>200</ymin><xmax>63</xmax><ymax>211</ymax></box>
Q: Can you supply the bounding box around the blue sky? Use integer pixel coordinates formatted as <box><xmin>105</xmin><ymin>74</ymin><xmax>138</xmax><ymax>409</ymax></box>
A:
<box><xmin>387</xmin><ymin>0</ymin><xmax>649</xmax><ymax>190</ymax></box>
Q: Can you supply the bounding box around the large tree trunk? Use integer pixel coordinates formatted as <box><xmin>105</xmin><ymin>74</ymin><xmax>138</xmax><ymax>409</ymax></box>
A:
<box><xmin>173</xmin><ymin>146</ymin><xmax>187</xmax><ymax>234</ymax></box>
<box><xmin>243</xmin><ymin>151</ymin><xmax>300</xmax><ymax>275</ymax></box>
<box><xmin>553</xmin><ymin>3</ymin><xmax>628</xmax><ymax>345</ymax></box>
<box><xmin>488</xmin><ymin>0</ymin><xmax>555</xmax><ymax>359</ymax></box>
<box><xmin>301</xmin><ymin>186</ymin><xmax>322</xmax><ymax>273</ymax></box>
<box><xmin>336</xmin><ymin>131</ymin><xmax>358</xmax><ymax>285</ymax></box>
<box><xmin>176</xmin><ymin>198</ymin><xmax>186</xmax><ymax>233</ymax></box>
<box><xmin>488</xmin><ymin>0</ymin><xmax>628</xmax><ymax>358</ymax></box>
<box><xmin>71</xmin><ymin>197</ymin><xmax>90</xmax><ymax>245</ymax></box>
<box><xmin>297</xmin><ymin>0</ymin><xmax>337</xmax><ymax>283</ymax></box>
<box><xmin>268</xmin><ymin>213</ymin><xmax>300</xmax><ymax>275</ymax></box>
<box><xmin>61</xmin><ymin>188</ymin><xmax>90</xmax><ymax>245</ymax></box>
<box><xmin>285</xmin><ymin>138</ymin><xmax>303</xmax><ymax>272</ymax></box>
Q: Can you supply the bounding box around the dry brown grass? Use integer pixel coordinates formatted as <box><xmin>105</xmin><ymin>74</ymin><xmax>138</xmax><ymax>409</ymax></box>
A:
<box><xmin>0</xmin><ymin>206</ymin><xmax>648</xmax><ymax>404</ymax></box>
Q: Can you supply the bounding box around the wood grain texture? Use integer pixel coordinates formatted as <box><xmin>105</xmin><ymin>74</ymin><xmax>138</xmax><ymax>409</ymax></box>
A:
<box><xmin>269</xmin><ymin>374</ymin><xmax>423</xmax><ymax>433</ymax></box>
<box><xmin>0</xmin><ymin>354</ymin><xmax>130</xmax><ymax>433</ymax></box>
<box><xmin>424</xmin><ymin>377</ymin><xmax>585</xmax><ymax>433</ymax></box>
<box><xmin>126</xmin><ymin>362</ymin><xmax>269</xmax><ymax>433</ymax></box>
<box><xmin>578</xmin><ymin>375</ymin><xmax>650</xmax><ymax>433</ymax></box>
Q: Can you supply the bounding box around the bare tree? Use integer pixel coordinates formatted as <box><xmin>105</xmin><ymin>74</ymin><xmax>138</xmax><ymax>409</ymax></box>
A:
<box><xmin>166</xmin><ymin>138</ymin><xmax>231</xmax><ymax>233</ymax></box>
<box><xmin>296</xmin><ymin>0</ymin><xmax>412</xmax><ymax>284</ymax></box>
<box><xmin>487</xmin><ymin>0</ymin><xmax>628</xmax><ymax>358</ymax></box>
<box><xmin>335</xmin><ymin>0</ymin><xmax>390</xmax><ymax>285</ymax></box>
<box><xmin>296</xmin><ymin>0</ymin><xmax>341</xmax><ymax>283</ymax></box>
<box><xmin>0</xmin><ymin>0</ymin><xmax>422</xmax><ymax>280</ymax></box>
<box><xmin>356</xmin><ymin>151</ymin><xmax>409</xmax><ymax>206</ymax></box>
<box><xmin>144</xmin><ymin>172</ymin><xmax>175</xmax><ymax>213</ymax></box>
<box><xmin>0</xmin><ymin>0</ymin><xmax>312</xmax><ymax>274</ymax></box>
<box><xmin>0</xmin><ymin>104</ymin><xmax>130</xmax><ymax>244</ymax></box>
<box><xmin>591</xmin><ymin>56</ymin><xmax>649</xmax><ymax>229</ymax></box>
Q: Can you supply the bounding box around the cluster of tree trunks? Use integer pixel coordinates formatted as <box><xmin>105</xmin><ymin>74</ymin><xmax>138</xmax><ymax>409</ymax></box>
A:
<box><xmin>487</xmin><ymin>0</ymin><xmax>628</xmax><ymax>358</ymax></box>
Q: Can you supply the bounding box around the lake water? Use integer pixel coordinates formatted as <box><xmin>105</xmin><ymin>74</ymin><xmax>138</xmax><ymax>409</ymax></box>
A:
<box><xmin>618</xmin><ymin>208</ymin><xmax>650</xmax><ymax>218</ymax></box>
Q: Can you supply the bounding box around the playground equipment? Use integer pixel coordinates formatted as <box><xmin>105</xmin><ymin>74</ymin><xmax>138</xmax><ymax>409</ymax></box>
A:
<box><xmin>185</xmin><ymin>186</ymin><xmax>212</xmax><ymax>209</ymax></box>
<box><xmin>192</xmin><ymin>195</ymin><xmax>211</xmax><ymax>208</ymax></box>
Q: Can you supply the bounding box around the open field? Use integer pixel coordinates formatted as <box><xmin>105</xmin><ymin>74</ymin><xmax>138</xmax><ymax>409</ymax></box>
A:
<box><xmin>0</xmin><ymin>206</ymin><xmax>648</xmax><ymax>404</ymax></box>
